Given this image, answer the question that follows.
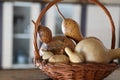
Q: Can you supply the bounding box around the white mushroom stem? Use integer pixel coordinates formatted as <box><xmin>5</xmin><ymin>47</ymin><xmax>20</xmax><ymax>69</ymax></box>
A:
<box><xmin>109</xmin><ymin>48</ymin><xmax>120</xmax><ymax>61</ymax></box>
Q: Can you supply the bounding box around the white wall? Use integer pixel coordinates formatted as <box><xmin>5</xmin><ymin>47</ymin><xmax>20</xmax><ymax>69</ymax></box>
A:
<box><xmin>86</xmin><ymin>5</ymin><xmax>120</xmax><ymax>49</ymax></box>
<box><xmin>100</xmin><ymin>0</ymin><xmax>120</xmax><ymax>4</ymax></box>
<box><xmin>2</xmin><ymin>2</ymin><xmax>41</xmax><ymax>69</ymax></box>
<box><xmin>2</xmin><ymin>2</ymin><xmax>13</xmax><ymax>69</ymax></box>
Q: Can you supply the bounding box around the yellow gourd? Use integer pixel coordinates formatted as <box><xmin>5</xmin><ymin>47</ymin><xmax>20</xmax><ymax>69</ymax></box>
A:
<box><xmin>55</xmin><ymin>4</ymin><xmax>83</xmax><ymax>43</ymax></box>
<box><xmin>65</xmin><ymin>37</ymin><xmax>120</xmax><ymax>64</ymax></box>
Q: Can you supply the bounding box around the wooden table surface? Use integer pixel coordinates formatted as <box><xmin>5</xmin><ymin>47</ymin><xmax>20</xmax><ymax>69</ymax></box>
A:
<box><xmin>0</xmin><ymin>68</ymin><xmax>120</xmax><ymax>80</ymax></box>
<box><xmin>0</xmin><ymin>69</ymin><xmax>52</xmax><ymax>80</ymax></box>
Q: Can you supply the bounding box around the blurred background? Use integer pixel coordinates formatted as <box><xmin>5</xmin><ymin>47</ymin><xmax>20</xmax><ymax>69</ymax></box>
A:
<box><xmin>0</xmin><ymin>0</ymin><xmax>120</xmax><ymax>69</ymax></box>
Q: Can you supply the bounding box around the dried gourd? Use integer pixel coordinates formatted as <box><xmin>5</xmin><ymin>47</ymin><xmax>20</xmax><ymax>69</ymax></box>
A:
<box><xmin>55</xmin><ymin>4</ymin><xmax>83</xmax><ymax>43</ymax></box>
<box><xmin>74</xmin><ymin>37</ymin><xmax>120</xmax><ymax>63</ymax></box>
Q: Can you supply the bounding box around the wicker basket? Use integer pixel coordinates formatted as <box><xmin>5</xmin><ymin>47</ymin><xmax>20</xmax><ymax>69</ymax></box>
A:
<box><xmin>32</xmin><ymin>0</ymin><xmax>119</xmax><ymax>80</ymax></box>
<box><xmin>41</xmin><ymin>63</ymin><xmax>117</xmax><ymax>80</ymax></box>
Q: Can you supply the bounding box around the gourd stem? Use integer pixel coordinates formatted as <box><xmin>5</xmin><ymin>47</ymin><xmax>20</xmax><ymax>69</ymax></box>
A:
<box><xmin>36</xmin><ymin>0</ymin><xmax>62</xmax><ymax>26</ymax></box>
<box><xmin>89</xmin><ymin>0</ymin><xmax>116</xmax><ymax>49</ymax></box>
<box><xmin>55</xmin><ymin>4</ymin><xmax>65</xmax><ymax>20</ymax></box>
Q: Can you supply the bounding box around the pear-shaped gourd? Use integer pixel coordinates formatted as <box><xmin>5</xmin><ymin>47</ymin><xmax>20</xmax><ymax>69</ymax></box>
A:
<box><xmin>55</xmin><ymin>4</ymin><xmax>83</xmax><ymax>43</ymax></box>
<box><xmin>62</xmin><ymin>18</ymin><xmax>83</xmax><ymax>43</ymax></box>
<box><xmin>75</xmin><ymin>37</ymin><xmax>120</xmax><ymax>64</ymax></box>
<box><xmin>65</xmin><ymin>47</ymin><xmax>84</xmax><ymax>63</ymax></box>
<box><xmin>38</xmin><ymin>25</ymin><xmax>52</xmax><ymax>44</ymax></box>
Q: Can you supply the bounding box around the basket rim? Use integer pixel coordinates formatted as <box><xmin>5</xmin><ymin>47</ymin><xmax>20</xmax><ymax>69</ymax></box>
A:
<box><xmin>38</xmin><ymin>62</ymin><xmax>119</xmax><ymax>79</ymax></box>
<box><xmin>38</xmin><ymin>61</ymin><xmax>119</xmax><ymax>70</ymax></box>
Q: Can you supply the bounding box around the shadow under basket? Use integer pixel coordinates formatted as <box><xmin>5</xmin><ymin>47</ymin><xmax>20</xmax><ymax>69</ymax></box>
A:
<box><xmin>38</xmin><ymin>62</ymin><xmax>118</xmax><ymax>80</ymax></box>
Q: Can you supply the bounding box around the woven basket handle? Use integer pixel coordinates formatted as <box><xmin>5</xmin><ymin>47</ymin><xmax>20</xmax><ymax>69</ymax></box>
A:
<box><xmin>89</xmin><ymin>0</ymin><xmax>116</xmax><ymax>49</ymax></box>
<box><xmin>33</xmin><ymin>0</ymin><xmax>62</xmax><ymax>60</ymax></box>
<box><xmin>33</xmin><ymin>0</ymin><xmax>116</xmax><ymax>60</ymax></box>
